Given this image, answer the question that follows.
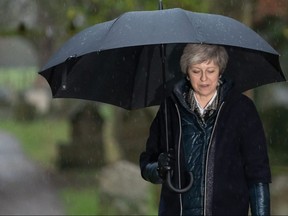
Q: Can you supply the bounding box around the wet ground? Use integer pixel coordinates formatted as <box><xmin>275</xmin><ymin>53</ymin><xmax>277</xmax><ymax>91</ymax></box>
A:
<box><xmin>0</xmin><ymin>131</ymin><xmax>64</xmax><ymax>215</ymax></box>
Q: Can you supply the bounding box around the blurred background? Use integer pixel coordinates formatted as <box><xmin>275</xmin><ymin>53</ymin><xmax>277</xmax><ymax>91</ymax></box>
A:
<box><xmin>0</xmin><ymin>0</ymin><xmax>287</xmax><ymax>215</ymax></box>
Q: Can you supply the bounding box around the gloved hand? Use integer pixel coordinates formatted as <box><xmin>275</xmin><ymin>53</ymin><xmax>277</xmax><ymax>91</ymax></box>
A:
<box><xmin>157</xmin><ymin>149</ymin><xmax>175</xmax><ymax>180</ymax></box>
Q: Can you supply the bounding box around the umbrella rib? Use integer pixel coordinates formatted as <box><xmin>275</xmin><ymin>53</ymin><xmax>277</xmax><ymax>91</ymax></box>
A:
<box><xmin>98</xmin><ymin>13</ymin><xmax>131</xmax><ymax>51</ymax></box>
<box><xmin>130</xmin><ymin>46</ymin><xmax>153</xmax><ymax>109</ymax></box>
<box><xmin>182</xmin><ymin>10</ymin><xmax>203</xmax><ymax>43</ymax></box>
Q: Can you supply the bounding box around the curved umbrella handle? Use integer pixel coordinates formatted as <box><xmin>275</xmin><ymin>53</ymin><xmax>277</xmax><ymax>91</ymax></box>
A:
<box><xmin>166</xmin><ymin>171</ymin><xmax>193</xmax><ymax>193</ymax></box>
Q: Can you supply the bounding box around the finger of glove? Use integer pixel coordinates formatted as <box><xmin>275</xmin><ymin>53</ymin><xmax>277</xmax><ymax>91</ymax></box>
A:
<box><xmin>168</xmin><ymin>149</ymin><xmax>175</xmax><ymax>159</ymax></box>
<box><xmin>157</xmin><ymin>166</ymin><xmax>171</xmax><ymax>179</ymax></box>
<box><xmin>158</xmin><ymin>153</ymin><xmax>170</xmax><ymax>166</ymax></box>
<box><xmin>162</xmin><ymin>165</ymin><xmax>172</xmax><ymax>171</ymax></box>
<box><xmin>167</xmin><ymin>154</ymin><xmax>175</xmax><ymax>162</ymax></box>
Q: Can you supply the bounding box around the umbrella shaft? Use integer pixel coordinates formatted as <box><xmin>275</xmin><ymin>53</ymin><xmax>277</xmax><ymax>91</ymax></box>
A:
<box><xmin>160</xmin><ymin>44</ymin><xmax>166</xmax><ymax>90</ymax></box>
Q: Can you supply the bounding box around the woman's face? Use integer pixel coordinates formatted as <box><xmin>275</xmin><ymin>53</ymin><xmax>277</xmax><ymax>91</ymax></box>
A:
<box><xmin>187</xmin><ymin>60</ymin><xmax>220</xmax><ymax>98</ymax></box>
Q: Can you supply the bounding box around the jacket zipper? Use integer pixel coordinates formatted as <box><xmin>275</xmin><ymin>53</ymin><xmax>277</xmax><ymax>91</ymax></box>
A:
<box><xmin>203</xmin><ymin>102</ymin><xmax>225</xmax><ymax>215</ymax></box>
<box><xmin>175</xmin><ymin>103</ymin><xmax>183</xmax><ymax>216</ymax></box>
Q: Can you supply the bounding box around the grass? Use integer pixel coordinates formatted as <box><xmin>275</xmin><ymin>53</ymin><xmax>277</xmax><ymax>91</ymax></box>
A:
<box><xmin>60</xmin><ymin>187</ymin><xmax>100</xmax><ymax>215</ymax></box>
<box><xmin>0</xmin><ymin>118</ymin><xmax>69</xmax><ymax>170</ymax></box>
<box><xmin>271</xmin><ymin>165</ymin><xmax>288</xmax><ymax>176</ymax></box>
<box><xmin>0</xmin><ymin>67</ymin><xmax>37</xmax><ymax>91</ymax></box>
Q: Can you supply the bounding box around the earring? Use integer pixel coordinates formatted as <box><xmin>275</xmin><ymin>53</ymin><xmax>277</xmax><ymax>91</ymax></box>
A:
<box><xmin>218</xmin><ymin>76</ymin><xmax>223</xmax><ymax>86</ymax></box>
<box><xmin>186</xmin><ymin>76</ymin><xmax>190</xmax><ymax>81</ymax></box>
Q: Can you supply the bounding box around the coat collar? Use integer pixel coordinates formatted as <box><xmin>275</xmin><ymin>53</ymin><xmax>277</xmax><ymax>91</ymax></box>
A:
<box><xmin>171</xmin><ymin>77</ymin><xmax>234</xmax><ymax>115</ymax></box>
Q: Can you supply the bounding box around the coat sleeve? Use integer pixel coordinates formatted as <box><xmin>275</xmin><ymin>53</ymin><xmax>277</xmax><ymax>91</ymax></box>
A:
<box><xmin>249</xmin><ymin>182</ymin><xmax>270</xmax><ymax>216</ymax></box>
<box><xmin>139</xmin><ymin>108</ymin><xmax>163</xmax><ymax>183</ymax></box>
<box><xmin>240</xmin><ymin>96</ymin><xmax>271</xmax><ymax>184</ymax></box>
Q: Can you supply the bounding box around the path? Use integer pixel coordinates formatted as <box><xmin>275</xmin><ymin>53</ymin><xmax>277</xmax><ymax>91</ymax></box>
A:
<box><xmin>0</xmin><ymin>131</ymin><xmax>64</xmax><ymax>215</ymax></box>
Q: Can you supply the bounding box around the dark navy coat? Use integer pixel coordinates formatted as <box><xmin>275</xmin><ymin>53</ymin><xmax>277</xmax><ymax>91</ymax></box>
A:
<box><xmin>140</xmin><ymin>79</ymin><xmax>271</xmax><ymax>215</ymax></box>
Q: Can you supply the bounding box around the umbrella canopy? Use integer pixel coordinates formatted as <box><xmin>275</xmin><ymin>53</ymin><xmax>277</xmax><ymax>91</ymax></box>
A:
<box><xmin>39</xmin><ymin>8</ymin><xmax>286</xmax><ymax>110</ymax></box>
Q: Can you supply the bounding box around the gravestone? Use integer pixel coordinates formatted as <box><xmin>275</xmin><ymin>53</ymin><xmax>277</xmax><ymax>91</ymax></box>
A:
<box><xmin>97</xmin><ymin>160</ymin><xmax>151</xmax><ymax>215</ymax></box>
<box><xmin>117</xmin><ymin>108</ymin><xmax>156</xmax><ymax>164</ymax></box>
<box><xmin>58</xmin><ymin>103</ymin><xmax>104</xmax><ymax>169</ymax></box>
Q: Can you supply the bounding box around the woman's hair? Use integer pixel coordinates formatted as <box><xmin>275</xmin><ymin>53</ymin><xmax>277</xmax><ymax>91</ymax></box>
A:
<box><xmin>180</xmin><ymin>44</ymin><xmax>228</xmax><ymax>75</ymax></box>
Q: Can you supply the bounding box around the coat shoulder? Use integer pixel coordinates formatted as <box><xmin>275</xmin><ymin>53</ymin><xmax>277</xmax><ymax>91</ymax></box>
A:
<box><xmin>226</xmin><ymin>92</ymin><xmax>256</xmax><ymax>111</ymax></box>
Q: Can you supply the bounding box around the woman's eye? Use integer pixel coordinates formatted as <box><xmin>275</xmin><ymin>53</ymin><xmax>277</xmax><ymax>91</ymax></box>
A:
<box><xmin>192</xmin><ymin>70</ymin><xmax>200</xmax><ymax>74</ymax></box>
<box><xmin>207</xmin><ymin>70</ymin><xmax>215</xmax><ymax>73</ymax></box>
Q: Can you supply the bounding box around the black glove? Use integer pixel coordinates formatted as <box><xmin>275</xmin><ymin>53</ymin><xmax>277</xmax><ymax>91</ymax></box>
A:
<box><xmin>157</xmin><ymin>149</ymin><xmax>175</xmax><ymax>179</ymax></box>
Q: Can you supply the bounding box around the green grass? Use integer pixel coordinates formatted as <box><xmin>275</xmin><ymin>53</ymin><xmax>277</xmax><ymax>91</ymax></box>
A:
<box><xmin>0</xmin><ymin>67</ymin><xmax>37</xmax><ymax>91</ymax></box>
<box><xmin>60</xmin><ymin>187</ymin><xmax>100</xmax><ymax>215</ymax></box>
<box><xmin>0</xmin><ymin>119</ymin><xmax>69</xmax><ymax>170</ymax></box>
<box><xmin>271</xmin><ymin>165</ymin><xmax>288</xmax><ymax>176</ymax></box>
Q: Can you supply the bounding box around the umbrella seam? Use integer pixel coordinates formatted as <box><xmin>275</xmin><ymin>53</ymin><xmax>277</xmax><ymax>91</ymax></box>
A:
<box><xmin>182</xmin><ymin>10</ymin><xmax>203</xmax><ymax>43</ymax></box>
<box><xmin>98</xmin><ymin>17</ymin><xmax>122</xmax><ymax>51</ymax></box>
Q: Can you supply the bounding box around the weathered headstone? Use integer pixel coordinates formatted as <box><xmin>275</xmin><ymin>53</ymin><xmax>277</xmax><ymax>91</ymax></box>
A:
<box><xmin>117</xmin><ymin>108</ymin><xmax>156</xmax><ymax>164</ymax></box>
<box><xmin>97</xmin><ymin>160</ymin><xmax>151</xmax><ymax>215</ymax></box>
<box><xmin>58</xmin><ymin>103</ymin><xmax>104</xmax><ymax>169</ymax></box>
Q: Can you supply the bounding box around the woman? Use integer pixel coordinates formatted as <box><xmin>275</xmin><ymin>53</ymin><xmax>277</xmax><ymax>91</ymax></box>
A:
<box><xmin>139</xmin><ymin>44</ymin><xmax>271</xmax><ymax>215</ymax></box>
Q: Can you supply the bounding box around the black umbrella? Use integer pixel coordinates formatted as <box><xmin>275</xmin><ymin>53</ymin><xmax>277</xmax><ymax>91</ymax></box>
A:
<box><xmin>39</xmin><ymin>8</ymin><xmax>285</xmax><ymax>110</ymax></box>
<box><xmin>39</xmin><ymin>8</ymin><xmax>285</xmax><ymax>193</ymax></box>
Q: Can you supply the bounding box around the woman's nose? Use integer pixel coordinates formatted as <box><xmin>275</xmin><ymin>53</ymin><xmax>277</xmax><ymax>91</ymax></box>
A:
<box><xmin>200</xmin><ymin>72</ymin><xmax>207</xmax><ymax>81</ymax></box>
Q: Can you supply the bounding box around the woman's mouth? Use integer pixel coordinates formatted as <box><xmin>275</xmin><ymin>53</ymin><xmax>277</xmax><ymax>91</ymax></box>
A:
<box><xmin>199</xmin><ymin>84</ymin><xmax>209</xmax><ymax>88</ymax></box>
